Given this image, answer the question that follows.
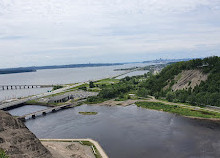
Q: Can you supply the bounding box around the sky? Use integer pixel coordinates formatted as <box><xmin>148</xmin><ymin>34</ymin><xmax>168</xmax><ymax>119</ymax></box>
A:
<box><xmin>0</xmin><ymin>0</ymin><xmax>220</xmax><ymax>68</ymax></box>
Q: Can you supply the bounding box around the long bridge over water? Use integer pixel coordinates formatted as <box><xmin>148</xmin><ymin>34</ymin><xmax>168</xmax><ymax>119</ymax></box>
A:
<box><xmin>0</xmin><ymin>84</ymin><xmax>53</xmax><ymax>90</ymax></box>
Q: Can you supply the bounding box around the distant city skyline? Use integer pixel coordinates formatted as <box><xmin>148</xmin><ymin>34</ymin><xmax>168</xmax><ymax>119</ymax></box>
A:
<box><xmin>0</xmin><ymin>0</ymin><xmax>220</xmax><ymax>68</ymax></box>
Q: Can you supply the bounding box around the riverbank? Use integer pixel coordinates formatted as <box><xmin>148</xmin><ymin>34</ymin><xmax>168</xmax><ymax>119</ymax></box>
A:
<box><xmin>136</xmin><ymin>101</ymin><xmax>220</xmax><ymax>119</ymax></box>
<box><xmin>88</xmin><ymin>97</ymin><xmax>220</xmax><ymax>121</ymax></box>
<box><xmin>40</xmin><ymin>139</ymin><xmax>108</xmax><ymax>158</ymax></box>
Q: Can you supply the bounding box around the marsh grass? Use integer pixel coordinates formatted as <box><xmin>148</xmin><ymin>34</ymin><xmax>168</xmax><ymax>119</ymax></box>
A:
<box><xmin>136</xmin><ymin>102</ymin><xmax>220</xmax><ymax>119</ymax></box>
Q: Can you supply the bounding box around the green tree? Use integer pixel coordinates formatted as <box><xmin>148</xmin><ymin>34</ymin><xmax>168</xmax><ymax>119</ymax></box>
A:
<box><xmin>89</xmin><ymin>81</ymin><xmax>95</xmax><ymax>88</ymax></box>
<box><xmin>166</xmin><ymin>92</ymin><xmax>175</xmax><ymax>102</ymax></box>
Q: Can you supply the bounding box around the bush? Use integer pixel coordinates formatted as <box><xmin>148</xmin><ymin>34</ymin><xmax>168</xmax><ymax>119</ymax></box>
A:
<box><xmin>52</xmin><ymin>85</ymin><xmax>63</xmax><ymax>90</ymax></box>
<box><xmin>0</xmin><ymin>149</ymin><xmax>9</xmax><ymax>158</ymax></box>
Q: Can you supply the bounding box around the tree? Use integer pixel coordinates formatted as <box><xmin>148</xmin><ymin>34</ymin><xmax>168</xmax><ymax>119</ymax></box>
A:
<box><xmin>166</xmin><ymin>92</ymin><xmax>175</xmax><ymax>102</ymax></box>
<box><xmin>89</xmin><ymin>81</ymin><xmax>95</xmax><ymax>88</ymax></box>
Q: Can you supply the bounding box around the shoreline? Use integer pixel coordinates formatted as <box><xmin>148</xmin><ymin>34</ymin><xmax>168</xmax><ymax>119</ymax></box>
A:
<box><xmin>88</xmin><ymin>99</ymin><xmax>220</xmax><ymax>122</ymax></box>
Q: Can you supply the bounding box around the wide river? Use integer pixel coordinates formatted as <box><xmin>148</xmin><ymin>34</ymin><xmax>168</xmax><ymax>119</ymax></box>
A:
<box><xmin>9</xmin><ymin>104</ymin><xmax>220</xmax><ymax>158</ymax></box>
<box><xmin>0</xmin><ymin>63</ymin><xmax>149</xmax><ymax>101</ymax></box>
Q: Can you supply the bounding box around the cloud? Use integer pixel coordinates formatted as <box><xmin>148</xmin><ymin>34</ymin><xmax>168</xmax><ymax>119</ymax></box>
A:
<box><xmin>0</xmin><ymin>0</ymin><xmax>220</xmax><ymax>68</ymax></box>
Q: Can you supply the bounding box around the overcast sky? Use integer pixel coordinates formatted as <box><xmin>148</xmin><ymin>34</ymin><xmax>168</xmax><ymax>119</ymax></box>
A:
<box><xmin>0</xmin><ymin>0</ymin><xmax>220</xmax><ymax>68</ymax></box>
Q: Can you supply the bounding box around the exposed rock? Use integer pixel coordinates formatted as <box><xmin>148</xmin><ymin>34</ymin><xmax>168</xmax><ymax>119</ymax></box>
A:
<box><xmin>172</xmin><ymin>70</ymin><xmax>208</xmax><ymax>91</ymax></box>
<box><xmin>0</xmin><ymin>110</ymin><xmax>53</xmax><ymax>158</ymax></box>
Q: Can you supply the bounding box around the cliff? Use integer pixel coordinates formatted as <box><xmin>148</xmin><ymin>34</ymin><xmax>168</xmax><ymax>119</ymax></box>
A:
<box><xmin>0</xmin><ymin>110</ymin><xmax>53</xmax><ymax>158</ymax></box>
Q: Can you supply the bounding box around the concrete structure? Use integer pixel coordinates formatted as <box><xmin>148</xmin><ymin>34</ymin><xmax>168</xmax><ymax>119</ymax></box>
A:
<box><xmin>0</xmin><ymin>82</ymin><xmax>87</xmax><ymax>110</ymax></box>
<box><xmin>48</xmin><ymin>94</ymin><xmax>73</xmax><ymax>103</ymax></box>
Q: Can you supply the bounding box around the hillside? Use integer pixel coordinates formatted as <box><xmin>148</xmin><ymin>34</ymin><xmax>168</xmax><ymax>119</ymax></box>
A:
<box><xmin>141</xmin><ymin>56</ymin><xmax>220</xmax><ymax>106</ymax></box>
<box><xmin>0</xmin><ymin>110</ymin><xmax>53</xmax><ymax>158</ymax></box>
<box><xmin>169</xmin><ymin>69</ymin><xmax>208</xmax><ymax>91</ymax></box>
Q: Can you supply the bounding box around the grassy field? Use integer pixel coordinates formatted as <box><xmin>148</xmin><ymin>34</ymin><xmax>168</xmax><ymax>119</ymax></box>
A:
<box><xmin>136</xmin><ymin>101</ymin><xmax>220</xmax><ymax>119</ymax></box>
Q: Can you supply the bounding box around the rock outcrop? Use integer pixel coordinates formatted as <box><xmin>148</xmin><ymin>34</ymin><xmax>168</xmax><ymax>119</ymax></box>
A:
<box><xmin>0</xmin><ymin>110</ymin><xmax>53</xmax><ymax>158</ymax></box>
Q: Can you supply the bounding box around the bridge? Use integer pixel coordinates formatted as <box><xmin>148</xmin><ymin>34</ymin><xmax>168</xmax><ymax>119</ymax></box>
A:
<box><xmin>18</xmin><ymin>101</ymin><xmax>83</xmax><ymax>121</ymax></box>
<box><xmin>0</xmin><ymin>84</ymin><xmax>53</xmax><ymax>90</ymax></box>
<box><xmin>0</xmin><ymin>71</ymin><xmax>134</xmax><ymax>111</ymax></box>
<box><xmin>0</xmin><ymin>82</ymin><xmax>87</xmax><ymax>110</ymax></box>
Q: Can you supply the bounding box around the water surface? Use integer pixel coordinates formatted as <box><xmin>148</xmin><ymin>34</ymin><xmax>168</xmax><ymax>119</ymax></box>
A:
<box><xmin>24</xmin><ymin>104</ymin><xmax>220</xmax><ymax>158</ymax></box>
<box><xmin>8</xmin><ymin>105</ymin><xmax>48</xmax><ymax>116</ymax></box>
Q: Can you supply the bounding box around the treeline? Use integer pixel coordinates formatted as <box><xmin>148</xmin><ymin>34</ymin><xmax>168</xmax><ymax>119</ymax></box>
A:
<box><xmin>139</xmin><ymin>56</ymin><xmax>220</xmax><ymax>106</ymax></box>
<box><xmin>0</xmin><ymin>67</ymin><xmax>36</xmax><ymax>74</ymax></box>
<box><xmin>87</xmin><ymin>56</ymin><xmax>220</xmax><ymax>107</ymax></box>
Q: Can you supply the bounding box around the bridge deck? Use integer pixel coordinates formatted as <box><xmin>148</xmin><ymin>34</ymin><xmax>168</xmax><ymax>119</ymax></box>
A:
<box><xmin>18</xmin><ymin>100</ymin><xmax>85</xmax><ymax>120</ymax></box>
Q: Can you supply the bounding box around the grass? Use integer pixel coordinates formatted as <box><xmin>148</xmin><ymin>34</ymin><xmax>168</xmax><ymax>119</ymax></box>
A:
<box><xmin>95</xmin><ymin>78</ymin><xmax>119</xmax><ymax>85</ymax></box>
<box><xmin>79</xmin><ymin>112</ymin><xmax>98</xmax><ymax>115</ymax></box>
<box><xmin>80</xmin><ymin>141</ymin><xmax>102</xmax><ymax>158</ymax></box>
<box><xmin>135</xmin><ymin>101</ymin><xmax>220</xmax><ymax>119</ymax></box>
<box><xmin>0</xmin><ymin>149</ymin><xmax>9</xmax><ymax>158</ymax></box>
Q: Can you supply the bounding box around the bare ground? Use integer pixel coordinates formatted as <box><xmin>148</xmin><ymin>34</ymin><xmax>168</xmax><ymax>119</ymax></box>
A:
<box><xmin>42</xmin><ymin>141</ymin><xmax>95</xmax><ymax>158</ymax></box>
<box><xmin>172</xmin><ymin>69</ymin><xmax>208</xmax><ymax>91</ymax></box>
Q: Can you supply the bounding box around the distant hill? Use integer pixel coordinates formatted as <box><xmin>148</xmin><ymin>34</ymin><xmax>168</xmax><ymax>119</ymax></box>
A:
<box><xmin>0</xmin><ymin>67</ymin><xmax>36</xmax><ymax>74</ymax></box>
<box><xmin>0</xmin><ymin>63</ymin><xmax>124</xmax><ymax>75</ymax></box>
<box><xmin>140</xmin><ymin>56</ymin><xmax>220</xmax><ymax>106</ymax></box>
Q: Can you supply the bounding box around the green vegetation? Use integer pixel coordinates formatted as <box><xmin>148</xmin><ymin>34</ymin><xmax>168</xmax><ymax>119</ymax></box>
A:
<box><xmin>86</xmin><ymin>74</ymin><xmax>151</xmax><ymax>103</ymax></box>
<box><xmin>52</xmin><ymin>85</ymin><xmax>63</xmax><ymax>90</ymax></box>
<box><xmin>89</xmin><ymin>81</ymin><xmax>95</xmax><ymax>88</ymax></box>
<box><xmin>136</xmin><ymin>102</ymin><xmax>220</xmax><ymax>119</ymax></box>
<box><xmin>80</xmin><ymin>141</ymin><xmax>102</xmax><ymax>158</ymax></box>
<box><xmin>79</xmin><ymin>112</ymin><xmax>98</xmax><ymax>115</ymax></box>
<box><xmin>0</xmin><ymin>149</ymin><xmax>9</xmax><ymax>158</ymax></box>
<box><xmin>138</xmin><ymin>56</ymin><xmax>220</xmax><ymax>106</ymax></box>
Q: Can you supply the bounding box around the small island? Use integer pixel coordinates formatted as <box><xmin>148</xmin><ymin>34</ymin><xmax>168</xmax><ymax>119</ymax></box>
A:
<box><xmin>79</xmin><ymin>112</ymin><xmax>98</xmax><ymax>115</ymax></box>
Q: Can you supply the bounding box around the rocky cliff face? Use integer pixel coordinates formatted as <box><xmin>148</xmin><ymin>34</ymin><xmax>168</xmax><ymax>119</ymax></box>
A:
<box><xmin>0</xmin><ymin>110</ymin><xmax>53</xmax><ymax>158</ymax></box>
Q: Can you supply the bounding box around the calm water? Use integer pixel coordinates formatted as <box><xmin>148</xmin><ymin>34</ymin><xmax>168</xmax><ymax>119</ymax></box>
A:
<box><xmin>0</xmin><ymin>63</ymin><xmax>150</xmax><ymax>101</ymax></box>
<box><xmin>8</xmin><ymin>105</ymin><xmax>48</xmax><ymax>116</ymax></box>
<box><xmin>0</xmin><ymin>88</ymin><xmax>52</xmax><ymax>102</ymax></box>
<box><xmin>23</xmin><ymin>104</ymin><xmax>220</xmax><ymax>158</ymax></box>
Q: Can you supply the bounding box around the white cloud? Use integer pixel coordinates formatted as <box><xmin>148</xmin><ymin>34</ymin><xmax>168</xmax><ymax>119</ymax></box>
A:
<box><xmin>0</xmin><ymin>0</ymin><xmax>220</xmax><ymax>68</ymax></box>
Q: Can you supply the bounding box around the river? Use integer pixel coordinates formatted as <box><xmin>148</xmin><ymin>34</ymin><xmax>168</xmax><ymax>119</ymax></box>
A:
<box><xmin>9</xmin><ymin>104</ymin><xmax>220</xmax><ymax>158</ymax></box>
<box><xmin>0</xmin><ymin>63</ymin><xmax>150</xmax><ymax>101</ymax></box>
